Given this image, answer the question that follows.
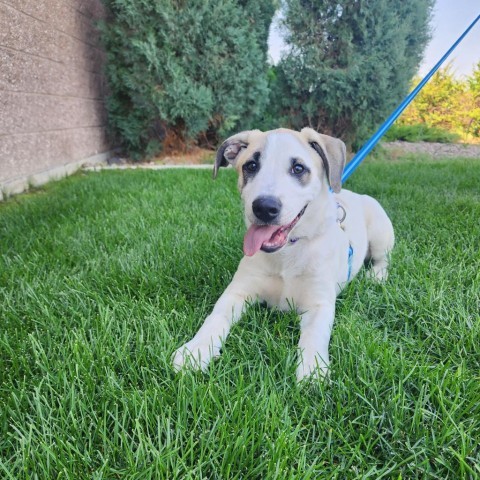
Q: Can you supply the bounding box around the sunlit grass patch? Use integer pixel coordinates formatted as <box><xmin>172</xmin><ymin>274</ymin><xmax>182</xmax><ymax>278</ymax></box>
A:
<box><xmin>1</xmin><ymin>156</ymin><xmax>479</xmax><ymax>478</ymax></box>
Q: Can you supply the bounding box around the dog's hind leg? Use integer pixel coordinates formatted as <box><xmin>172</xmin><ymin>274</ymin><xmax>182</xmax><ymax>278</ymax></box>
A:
<box><xmin>362</xmin><ymin>195</ymin><xmax>395</xmax><ymax>281</ymax></box>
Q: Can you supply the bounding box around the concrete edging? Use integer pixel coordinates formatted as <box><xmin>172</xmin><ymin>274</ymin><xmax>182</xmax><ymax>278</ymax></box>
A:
<box><xmin>82</xmin><ymin>163</ymin><xmax>214</xmax><ymax>172</ymax></box>
<box><xmin>0</xmin><ymin>151</ymin><xmax>114</xmax><ymax>201</ymax></box>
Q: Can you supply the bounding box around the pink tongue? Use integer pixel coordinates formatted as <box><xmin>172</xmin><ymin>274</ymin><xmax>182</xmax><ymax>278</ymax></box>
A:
<box><xmin>243</xmin><ymin>224</ymin><xmax>280</xmax><ymax>256</ymax></box>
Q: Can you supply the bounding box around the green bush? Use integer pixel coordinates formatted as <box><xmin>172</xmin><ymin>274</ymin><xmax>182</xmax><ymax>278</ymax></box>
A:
<box><xmin>384</xmin><ymin>124</ymin><xmax>460</xmax><ymax>143</ymax></box>
<box><xmin>100</xmin><ymin>0</ymin><xmax>275</xmax><ymax>159</ymax></box>
<box><xmin>399</xmin><ymin>63</ymin><xmax>480</xmax><ymax>141</ymax></box>
<box><xmin>271</xmin><ymin>0</ymin><xmax>434</xmax><ymax>150</ymax></box>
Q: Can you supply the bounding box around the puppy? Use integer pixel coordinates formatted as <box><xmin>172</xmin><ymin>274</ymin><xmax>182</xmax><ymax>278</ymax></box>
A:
<box><xmin>173</xmin><ymin>128</ymin><xmax>394</xmax><ymax>381</ymax></box>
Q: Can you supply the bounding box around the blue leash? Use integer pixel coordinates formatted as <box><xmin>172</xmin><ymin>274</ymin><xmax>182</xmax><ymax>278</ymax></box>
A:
<box><xmin>341</xmin><ymin>14</ymin><xmax>480</xmax><ymax>184</ymax></box>
<box><xmin>306</xmin><ymin>15</ymin><xmax>477</xmax><ymax>280</ymax></box>
<box><xmin>340</xmin><ymin>14</ymin><xmax>479</xmax><ymax>282</ymax></box>
<box><xmin>342</xmin><ymin>15</ymin><xmax>480</xmax><ymax>281</ymax></box>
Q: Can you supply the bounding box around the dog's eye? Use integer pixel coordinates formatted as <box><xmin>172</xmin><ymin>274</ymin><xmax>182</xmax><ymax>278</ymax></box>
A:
<box><xmin>244</xmin><ymin>161</ymin><xmax>258</xmax><ymax>173</ymax></box>
<box><xmin>291</xmin><ymin>163</ymin><xmax>305</xmax><ymax>175</ymax></box>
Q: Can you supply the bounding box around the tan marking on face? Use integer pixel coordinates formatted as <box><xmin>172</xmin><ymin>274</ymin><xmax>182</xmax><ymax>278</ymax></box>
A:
<box><xmin>234</xmin><ymin>136</ymin><xmax>268</xmax><ymax>190</ymax></box>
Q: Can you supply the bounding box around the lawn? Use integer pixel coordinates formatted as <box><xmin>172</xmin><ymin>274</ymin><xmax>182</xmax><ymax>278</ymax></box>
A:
<box><xmin>1</xmin><ymin>153</ymin><xmax>479</xmax><ymax>479</ymax></box>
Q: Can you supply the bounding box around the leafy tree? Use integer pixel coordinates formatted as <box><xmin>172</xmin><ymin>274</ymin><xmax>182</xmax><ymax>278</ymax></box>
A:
<box><xmin>400</xmin><ymin>65</ymin><xmax>465</xmax><ymax>129</ymax></box>
<box><xmin>272</xmin><ymin>0</ymin><xmax>434</xmax><ymax>148</ymax></box>
<box><xmin>399</xmin><ymin>64</ymin><xmax>480</xmax><ymax>141</ymax></box>
<box><xmin>467</xmin><ymin>61</ymin><xmax>480</xmax><ymax>137</ymax></box>
<box><xmin>100</xmin><ymin>0</ymin><xmax>275</xmax><ymax>158</ymax></box>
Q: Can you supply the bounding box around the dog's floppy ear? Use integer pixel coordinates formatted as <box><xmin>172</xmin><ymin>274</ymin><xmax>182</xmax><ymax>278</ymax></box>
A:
<box><xmin>301</xmin><ymin>127</ymin><xmax>346</xmax><ymax>193</ymax></box>
<box><xmin>213</xmin><ymin>130</ymin><xmax>261</xmax><ymax>179</ymax></box>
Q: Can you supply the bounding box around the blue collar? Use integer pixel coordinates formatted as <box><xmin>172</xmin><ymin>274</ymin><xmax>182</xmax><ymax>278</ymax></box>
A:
<box><xmin>347</xmin><ymin>244</ymin><xmax>354</xmax><ymax>281</ymax></box>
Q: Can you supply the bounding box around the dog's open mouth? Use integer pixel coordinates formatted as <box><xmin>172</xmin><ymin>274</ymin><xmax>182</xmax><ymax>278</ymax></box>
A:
<box><xmin>243</xmin><ymin>205</ymin><xmax>307</xmax><ymax>257</ymax></box>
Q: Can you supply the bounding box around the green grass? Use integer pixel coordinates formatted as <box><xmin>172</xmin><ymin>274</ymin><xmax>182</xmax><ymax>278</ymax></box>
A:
<box><xmin>1</xmin><ymin>154</ymin><xmax>479</xmax><ymax>479</ymax></box>
<box><xmin>383</xmin><ymin>124</ymin><xmax>460</xmax><ymax>143</ymax></box>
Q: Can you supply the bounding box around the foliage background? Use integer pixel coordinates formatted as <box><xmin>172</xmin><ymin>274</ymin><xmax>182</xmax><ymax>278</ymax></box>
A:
<box><xmin>395</xmin><ymin>62</ymin><xmax>480</xmax><ymax>142</ymax></box>
<box><xmin>100</xmin><ymin>0</ymin><xmax>448</xmax><ymax>158</ymax></box>
<box><xmin>268</xmin><ymin>0</ymin><xmax>434</xmax><ymax>149</ymax></box>
<box><xmin>100</xmin><ymin>0</ymin><xmax>275</xmax><ymax>158</ymax></box>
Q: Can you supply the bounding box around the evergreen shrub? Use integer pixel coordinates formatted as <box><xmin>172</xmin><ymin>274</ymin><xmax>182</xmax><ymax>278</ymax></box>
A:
<box><xmin>272</xmin><ymin>0</ymin><xmax>434</xmax><ymax>149</ymax></box>
<box><xmin>100</xmin><ymin>0</ymin><xmax>275</xmax><ymax>158</ymax></box>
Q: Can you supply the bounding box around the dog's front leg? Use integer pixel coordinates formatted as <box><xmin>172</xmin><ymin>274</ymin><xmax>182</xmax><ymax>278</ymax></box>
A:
<box><xmin>172</xmin><ymin>281</ymin><xmax>251</xmax><ymax>372</ymax></box>
<box><xmin>296</xmin><ymin>302</ymin><xmax>335</xmax><ymax>382</ymax></box>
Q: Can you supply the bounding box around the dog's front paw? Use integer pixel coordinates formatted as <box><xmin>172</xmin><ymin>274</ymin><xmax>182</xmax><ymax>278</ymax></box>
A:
<box><xmin>172</xmin><ymin>338</ymin><xmax>221</xmax><ymax>373</ymax></box>
<box><xmin>368</xmin><ymin>265</ymin><xmax>389</xmax><ymax>282</ymax></box>
<box><xmin>296</xmin><ymin>351</ymin><xmax>329</xmax><ymax>382</ymax></box>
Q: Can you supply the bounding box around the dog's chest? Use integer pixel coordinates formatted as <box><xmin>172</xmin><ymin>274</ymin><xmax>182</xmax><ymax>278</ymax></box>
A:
<box><xmin>262</xmin><ymin>273</ymin><xmax>313</xmax><ymax>311</ymax></box>
<box><xmin>261</xmin><ymin>268</ymin><xmax>314</xmax><ymax>311</ymax></box>
<box><xmin>256</xmin><ymin>237</ymin><xmax>342</xmax><ymax>310</ymax></box>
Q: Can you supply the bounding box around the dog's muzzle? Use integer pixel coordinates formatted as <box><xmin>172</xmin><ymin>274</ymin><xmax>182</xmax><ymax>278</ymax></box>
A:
<box><xmin>243</xmin><ymin>205</ymin><xmax>307</xmax><ymax>256</ymax></box>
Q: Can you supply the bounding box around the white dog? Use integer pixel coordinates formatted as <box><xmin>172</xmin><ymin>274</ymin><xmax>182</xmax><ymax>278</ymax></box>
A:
<box><xmin>173</xmin><ymin>128</ymin><xmax>394</xmax><ymax>381</ymax></box>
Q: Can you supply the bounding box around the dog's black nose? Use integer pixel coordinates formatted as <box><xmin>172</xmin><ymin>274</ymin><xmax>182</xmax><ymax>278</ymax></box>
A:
<box><xmin>252</xmin><ymin>196</ymin><xmax>282</xmax><ymax>223</ymax></box>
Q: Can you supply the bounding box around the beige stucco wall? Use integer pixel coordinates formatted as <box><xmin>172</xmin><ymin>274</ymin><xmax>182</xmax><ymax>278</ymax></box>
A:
<box><xmin>0</xmin><ymin>0</ymin><xmax>111</xmax><ymax>198</ymax></box>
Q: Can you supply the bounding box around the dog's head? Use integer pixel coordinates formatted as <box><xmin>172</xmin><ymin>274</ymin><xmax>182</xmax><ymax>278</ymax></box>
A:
<box><xmin>214</xmin><ymin>128</ymin><xmax>346</xmax><ymax>256</ymax></box>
